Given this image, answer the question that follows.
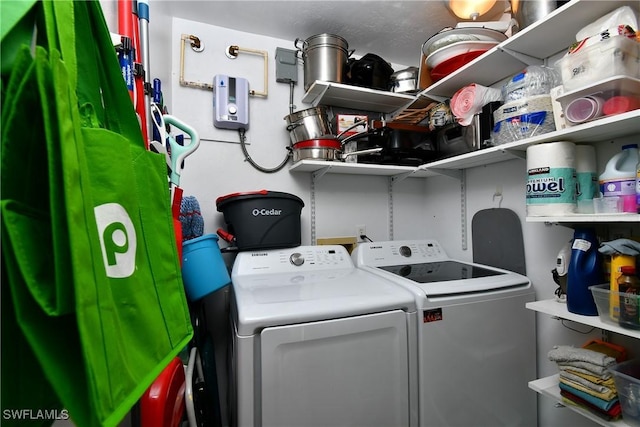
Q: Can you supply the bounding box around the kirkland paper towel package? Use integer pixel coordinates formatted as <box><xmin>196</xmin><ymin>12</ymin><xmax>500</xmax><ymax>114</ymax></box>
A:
<box><xmin>575</xmin><ymin>145</ymin><xmax>598</xmax><ymax>214</ymax></box>
<box><xmin>526</xmin><ymin>141</ymin><xmax>577</xmax><ymax>216</ymax></box>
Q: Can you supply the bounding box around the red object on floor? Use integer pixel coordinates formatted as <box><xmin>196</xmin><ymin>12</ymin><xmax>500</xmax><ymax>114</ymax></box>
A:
<box><xmin>140</xmin><ymin>357</ymin><xmax>186</xmax><ymax>427</ymax></box>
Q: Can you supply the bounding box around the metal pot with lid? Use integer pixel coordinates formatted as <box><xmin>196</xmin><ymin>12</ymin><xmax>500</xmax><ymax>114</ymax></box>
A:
<box><xmin>284</xmin><ymin>106</ymin><xmax>333</xmax><ymax>145</ymax></box>
<box><xmin>390</xmin><ymin>67</ymin><xmax>419</xmax><ymax>93</ymax></box>
<box><xmin>295</xmin><ymin>33</ymin><xmax>352</xmax><ymax>91</ymax></box>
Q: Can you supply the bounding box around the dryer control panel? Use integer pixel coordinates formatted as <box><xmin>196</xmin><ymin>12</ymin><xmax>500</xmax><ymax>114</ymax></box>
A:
<box><xmin>232</xmin><ymin>245</ymin><xmax>352</xmax><ymax>276</ymax></box>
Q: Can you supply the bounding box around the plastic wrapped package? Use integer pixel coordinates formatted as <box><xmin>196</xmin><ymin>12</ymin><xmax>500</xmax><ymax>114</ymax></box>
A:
<box><xmin>450</xmin><ymin>83</ymin><xmax>503</xmax><ymax>126</ymax></box>
<box><xmin>556</xmin><ymin>34</ymin><xmax>640</xmax><ymax>92</ymax></box>
<box><xmin>492</xmin><ymin>95</ymin><xmax>556</xmax><ymax>145</ymax></box>
<box><xmin>575</xmin><ymin>5</ymin><xmax>638</xmax><ymax>41</ymax></box>
<box><xmin>501</xmin><ymin>65</ymin><xmax>561</xmax><ymax>102</ymax></box>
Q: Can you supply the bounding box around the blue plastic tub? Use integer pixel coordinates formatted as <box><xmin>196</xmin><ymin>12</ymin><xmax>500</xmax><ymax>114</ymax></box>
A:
<box><xmin>181</xmin><ymin>234</ymin><xmax>230</xmax><ymax>301</ymax></box>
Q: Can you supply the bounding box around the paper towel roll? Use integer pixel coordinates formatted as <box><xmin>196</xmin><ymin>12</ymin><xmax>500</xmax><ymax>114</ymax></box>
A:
<box><xmin>575</xmin><ymin>145</ymin><xmax>597</xmax><ymax>213</ymax></box>
<box><xmin>526</xmin><ymin>141</ymin><xmax>577</xmax><ymax>216</ymax></box>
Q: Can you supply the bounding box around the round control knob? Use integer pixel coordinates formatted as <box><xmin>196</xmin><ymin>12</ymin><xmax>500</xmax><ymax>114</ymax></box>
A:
<box><xmin>290</xmin><ymin>253</ymin><xmax>304</xmax><ymax>266</ymax></box>
<box><xmin>399</xmin><ymin>246</ymin><xmax>412</xmax><ymax>257</ymax></box>
<box><xmin>228</xmin><ymin>105</ymin><xmax>238</xmax><ymax>114</ymax></box>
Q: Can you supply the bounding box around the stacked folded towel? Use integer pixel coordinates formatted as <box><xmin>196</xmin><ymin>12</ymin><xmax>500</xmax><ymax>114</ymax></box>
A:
<box><xmin>548</xmin><ymin>345</ymin><xmax>621</xmax><ymax>421</ymax></box>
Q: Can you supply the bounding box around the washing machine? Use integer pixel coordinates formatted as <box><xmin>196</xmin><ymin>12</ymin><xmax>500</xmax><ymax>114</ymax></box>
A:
<box><xmin>352</xmin><ymin>239</ymin><xmax>537</xmax><ymax>427</ymax></box>
<box><xmin>230</xmin><ymin>245</ymin><xmax>419</xmax><ymax>427</ymax></box>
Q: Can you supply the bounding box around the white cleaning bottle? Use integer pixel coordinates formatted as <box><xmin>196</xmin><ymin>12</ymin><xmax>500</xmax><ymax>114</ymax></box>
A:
<box><xmin>599</xmin><ymin>144</ymin><xmax>639</xmax><ymax>213</ymax></box>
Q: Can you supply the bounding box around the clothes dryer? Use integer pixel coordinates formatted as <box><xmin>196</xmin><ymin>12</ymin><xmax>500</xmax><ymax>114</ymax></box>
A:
<box><xmin>352</xmin><ymin>239</ymin><xmax>537</xmax><ymax>427</ymax></box>
<box><xmin>230</xmin><ymin>245</ymin><xmax>418</xmax><ymax>427</ymax></box>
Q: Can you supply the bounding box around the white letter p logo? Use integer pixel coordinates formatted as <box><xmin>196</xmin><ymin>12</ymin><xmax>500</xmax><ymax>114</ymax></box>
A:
<box><xmin>94</xmin><ymin>203</ymin><xmax>137</xmax><ymax>278</ymax></box>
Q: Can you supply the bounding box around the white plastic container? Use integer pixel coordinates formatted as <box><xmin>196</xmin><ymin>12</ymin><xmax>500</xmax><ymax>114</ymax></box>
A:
<box><xmin>599</xmin><ymin>144</ymin><xmax>639</xmax><ymax>213</ymax></box>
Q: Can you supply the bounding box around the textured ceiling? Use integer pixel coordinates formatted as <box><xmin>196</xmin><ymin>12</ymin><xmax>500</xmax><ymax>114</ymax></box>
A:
<box><xmin>154</xmin><ymin>1</ymin><xmax>461</xmax><ymax>67</ymax></box>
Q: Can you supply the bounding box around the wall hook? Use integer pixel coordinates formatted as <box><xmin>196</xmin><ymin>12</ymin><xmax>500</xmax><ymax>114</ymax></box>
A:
<box><xmin>493</xmin><ymin>186</ymin><xmax>503</xmax><ymax>208</ymax></box>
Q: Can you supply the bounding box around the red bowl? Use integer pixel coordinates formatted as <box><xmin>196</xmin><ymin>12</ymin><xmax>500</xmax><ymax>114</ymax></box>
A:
<box><xmin>429</xmin><ymin>49</ymin><xmax>488</xmax><ymax>82</ymax></box>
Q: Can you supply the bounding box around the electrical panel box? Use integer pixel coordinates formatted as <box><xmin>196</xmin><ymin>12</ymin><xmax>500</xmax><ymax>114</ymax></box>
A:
<box><xmin>213</xmin><ymin>75</ymin><xmax>249</xmax><ymax>130</ymax></box>
<box><xmin>275</xmin><ymin>47</ymin><xmax>298</xmax><ymax>83</ymax></box>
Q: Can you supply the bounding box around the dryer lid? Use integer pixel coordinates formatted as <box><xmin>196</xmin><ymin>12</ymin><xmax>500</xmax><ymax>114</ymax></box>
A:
<box><xmin>232</xmin><ymin>246</ymin><xmax>416</xmax><ymax>335</ymax></box>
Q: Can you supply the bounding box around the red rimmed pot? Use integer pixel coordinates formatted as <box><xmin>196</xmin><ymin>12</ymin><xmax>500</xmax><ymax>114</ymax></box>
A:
<box><xmin>291</xmin><ymin>138</ymin><xmax>381</xmax><ymax>162</ymax></box>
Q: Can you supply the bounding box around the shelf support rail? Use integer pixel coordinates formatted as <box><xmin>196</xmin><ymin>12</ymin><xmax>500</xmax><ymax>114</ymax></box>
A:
<box><xmin>388</xmin><ymin>177</ymin><xmax>394</xmax><ymax>241</ymax></box>
<box><xmin>310</xmin><ymin>173</ymin><xmax>317</xmax><ymax>245</ymax></box>
<box><xmin>461</xmin><ymin>169</ymin><xmax>467</xmax><ymax>251</ymax></box>
<box><xmin>310</xmin><ymin>165</ymin><xmax>332</xmax><ymax>244</ymax></box>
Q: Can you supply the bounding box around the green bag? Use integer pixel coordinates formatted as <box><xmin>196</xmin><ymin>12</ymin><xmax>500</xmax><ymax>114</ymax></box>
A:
<box><xmin>1</xmin><ymin>1</ymin><xmax>193</xmax><ymax>426</ymax></box>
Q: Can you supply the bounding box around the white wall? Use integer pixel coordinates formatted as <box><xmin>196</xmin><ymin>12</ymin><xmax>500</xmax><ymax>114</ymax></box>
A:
<box><xmin>98</xmin><ymin>3</ymin><xmax>640</xmax><ymax>427</ymax></box>
<box><xmin>166</xmin><ymin>17</ymin><xmax>429</xmax><ymax>246</ymax></box>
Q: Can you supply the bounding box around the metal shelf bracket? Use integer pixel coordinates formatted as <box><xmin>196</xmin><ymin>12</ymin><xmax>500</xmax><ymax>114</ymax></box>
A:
<box><xmin>498</xmin><ymin>47</ymin><xmax>544</xmax><ymax>66</ymax></box>
<box><xmin>428</xmin><ymin>168</ymin><xmax>463</xmax><ymax>180</ymax></box>
<box><xmin>312</xmin><ymin>165</ymin><xmax>332</xmax><ymax>181</ymax></box>
<box><xmin>391</xmin><ymin>170</ymin><xmax>417</xmax><ymax>184</ymax></box>
<box><xmin>502</xmin><ymin>148</ymin><xmax>527</xmax><ymax>160</ymax></box>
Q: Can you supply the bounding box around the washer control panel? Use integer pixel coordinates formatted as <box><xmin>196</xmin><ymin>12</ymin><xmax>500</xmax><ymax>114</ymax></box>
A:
<box><xmin>289</xmin><ymin>252</ymin><xmax>305</xmax><ymax>266</ymax></box>
<box><xmin>352</xmin><ymin>239</ymin><xmax>448</xmax><ymax>267</ymax></box>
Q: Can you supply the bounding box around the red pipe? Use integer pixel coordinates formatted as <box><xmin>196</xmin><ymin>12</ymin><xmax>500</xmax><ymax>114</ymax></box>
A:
<box><xmin>117</xmin><ymin>0</ymin><xmax>133</xmax><ymax>38</ymax></box>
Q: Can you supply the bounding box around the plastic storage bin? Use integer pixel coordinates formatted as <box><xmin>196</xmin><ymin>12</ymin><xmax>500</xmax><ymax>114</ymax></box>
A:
<box><xmin>590</xmin><ymin>284</ymin><xmax>640</xmax><ymax>328</ymax></box>
<box><xmin>557</xmin><ymin>76</ymin><xmax>640</xmax><ymax>126</ymax></box>
<box><xmin>557</xmin><ymin>36</ymin><xmax>640</xmax><ymax>92</ymax></box>
<box><xmin>609</xmin><ymin>359</ymin><xmax>640</xmax><ymax>426</ymax></box>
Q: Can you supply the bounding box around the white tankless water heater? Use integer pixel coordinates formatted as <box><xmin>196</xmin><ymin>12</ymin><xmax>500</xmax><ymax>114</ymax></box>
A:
<box><xmin>213</xmin><ymin>74</ymin><xmax>249</xmax><ymax>130</ymax></box>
